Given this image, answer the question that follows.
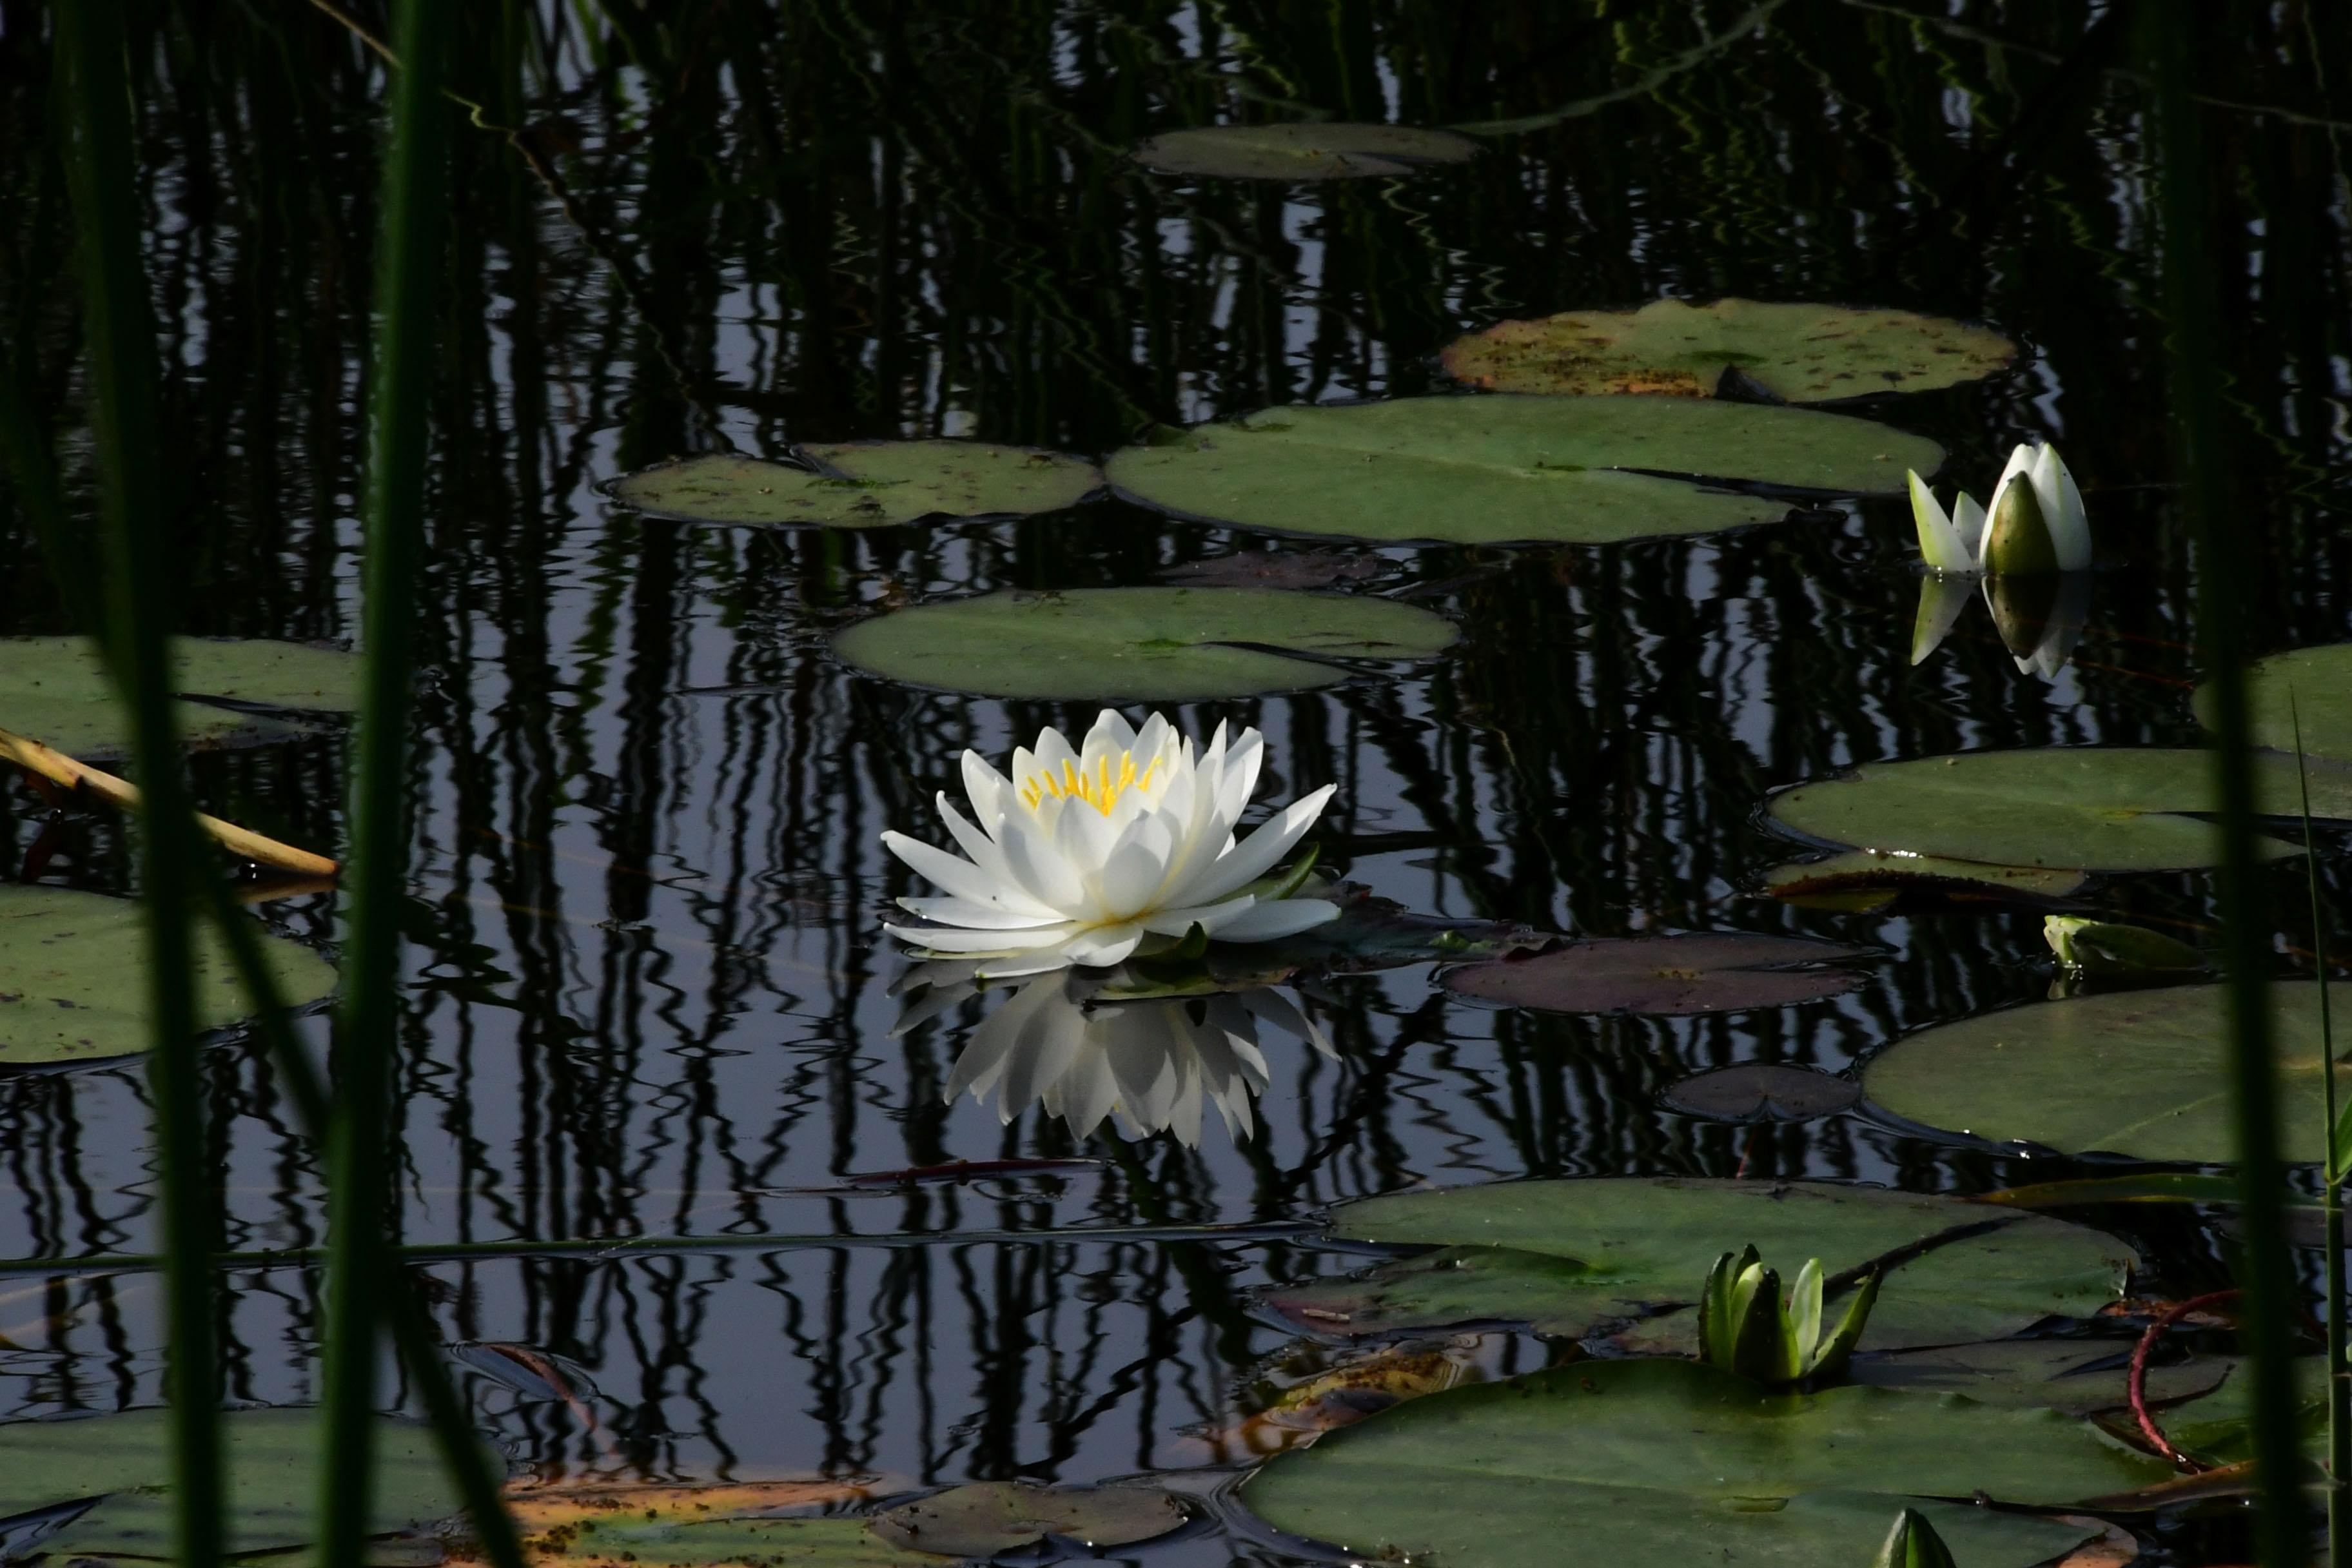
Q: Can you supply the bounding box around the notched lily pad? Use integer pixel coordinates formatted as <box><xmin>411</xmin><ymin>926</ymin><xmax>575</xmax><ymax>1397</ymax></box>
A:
<box><xmin>1265</xmin><ymin>1177</ymin><xmax>2133</xmax><ymax>1352</ymax></box>
<box><xmin>1663</xmin><ymin>1063</ymin><xmax>1861</xmax><ymax>1122</ymax></box>
<box><xmin>1239</xmin><ymin>1358</ymin><xmax>2166</xmax><ymax>1568</ymax></box>
<box><xmin>0</xmin><ymin>1407</ymin><xmax>478</xmax><ymax>1558</ymax></box>
<box><xmin>1443</xmin><ymin>933</ymin><xmax>1874</xmax><ymax>1015</ymax></box>
<box><xmin>1769</xmin><ymin>748</ymin><xmax>2352</xmax><ymax>872</ymax></box>
<box><xmin>1104</xmin><ymin>395</ymin><xmax>1941</xmax><ymax>546</ymax></box>
<box><xmin>609</xmin><ymin>444</ymin><xmax>1099</xmax><ymax>529</ymax></box>
<box><xmin>1440</xmin><ymin>299</ymin><xmax>2016</xmax><ymax>404</ymax></box>
<box><xmin>1863</xmin><ymin>983</ymin><xmax>2343</xmax><ymax>1164</ymax></box>
<box><xmin>0</xmin><ymin>636</ymin><xmax>359</xmax><ymax>757</ymax></box>
<box><xmin>870</xmin><ymin>1480</ymin><xmax>1184</xmax><ymax>1556</ymax></box>
<box><xmin>1761</xmin><ymin>850</ymin><xmax>2088</xmax><ymax>912</ymax></box>
<box><xmin>0</xmin><ymin>885</ymin><xmax>337</xmax><ymax>1066</ymax></box>
<box><xmin>830</xmin><ymin>587</ymin><xmax>1455</xmax><ymax>700</ymax></box>
<box><xmin>1132</xmin><ymin>122</ymin><xmax>1475</xmax><ymax>181</ymax></box>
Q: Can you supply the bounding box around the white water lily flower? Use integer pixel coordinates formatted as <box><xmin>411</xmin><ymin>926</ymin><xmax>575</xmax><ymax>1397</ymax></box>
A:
<box><xmin>881</xmin><ymin>709</ymin><xmax>1341</xmax><ymax>979</ymax></box>
<box><xmin>1906</xmin><ymin>442</ymin><xmax>2090</xmax><ymax>576</ymax></box>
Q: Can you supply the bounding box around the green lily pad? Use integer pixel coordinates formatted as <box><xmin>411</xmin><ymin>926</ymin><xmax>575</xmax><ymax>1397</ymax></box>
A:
<box><xmin>2211</xmin><ymin>642</ymin><xmax>2352</xmax><ymax>765</ymax></box>
<box><xmin>1442</xmin><ymin>934</ymin><xmax>1873</xmax><ymax>1015</ymax></box>
<box><xmin>0</xmin><ymin>1407</ymin><xmax>480</xmax><ymax>1558</ymax></box>
<box><xmin>1132</xmin><ymin>122</ymin><xmax>1476</xmax><ymax>180</ymax></box>
<box><xmin>0</xmin><ymin>885</ymin><xmax>337</xmax><ymax>1066</ymax></box>
<box><xmin>607</xmin><ymin>443</ymin><xmax>1099</xmax><ymax>529</ymax></box>
<box><xmin>1103</xmin><ymin>395</ymin><xmax>1942</xmax><ymax>545</ymax></box>
<box><xmin>2156</xmin><ymin>1357</ymin><xmax>2326</xmax><ymax>1466</ymax></box>
<box><xmin>1440</xmin><ymin>299</ymin><xmax>2017</xmax><ymax>403</ymax></box>
<box><xmin>1848</xmin><ymin>1340</ymin><xmax>2228</xmax><ymax>1414</ymax></box>
<box><xmin>0</xmin><ymin>636</ymin><xmax>359</xmax><ymax>757</ymax></box>
<box><xmin>831</xmin><ymin>587</ymin><xmax>1455</xmax><ymax>700</ymax></box>
<box><xmin>1263</xmin><ymin>1177</ymin><xmax>2133</xmax><ymax>1351</ymax></box>
<box><xmin>1762</xmin><ymin>851</ymin><xmax>2088</xmax><ymax>912</ymax></box>
<box><xmin>870</xmin><ymin>1481</ymin><xmax>1184</xmax><ymax>1556</ymax></box>
<box><xmin>1863</xmin><ymin>983</ymin><xmax>2343</xmax><ymax>1163</ymax></box>
<box><xmin>1663</xmin><ymin>1063</ymin><xmax>1861</xmax><ymax>1122</ymax></box>
<box><xmin>1769</xmin><ymin>748</ymin><xmax>2352</xmax><ymax>872</ymax></box>
<box><xmin>1239</xmin><ymin>1359</ymin><xmax>2168</xmax><ymax>1568</ymax></box>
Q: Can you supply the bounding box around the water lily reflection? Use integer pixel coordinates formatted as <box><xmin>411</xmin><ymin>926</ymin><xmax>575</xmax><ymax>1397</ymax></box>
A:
<box><xmin>1910</xmin><ymin>571</ymin><xmax>2090</xmax><ymax>682</ymax></box>
<box><xmin>897</xmin><ymin>963</ymin><xmax>1331</xmax><ymax>1146</ymax></box>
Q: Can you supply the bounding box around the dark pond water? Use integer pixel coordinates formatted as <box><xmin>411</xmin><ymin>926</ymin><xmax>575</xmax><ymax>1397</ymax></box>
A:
<box><xmin>1</xmin><ymin>1</ymin><xmax>2349</xmax><ymax>1562</ymax></box>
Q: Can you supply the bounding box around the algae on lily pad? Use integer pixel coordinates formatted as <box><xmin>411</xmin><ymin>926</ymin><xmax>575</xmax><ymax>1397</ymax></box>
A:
<box><xmin>870</xmin><ymin>1481</ymin><xmax>1184</xmax><ymax>1556</ymax></box>
<box><xmin>0</xmin><ymin>1407</ymin><xmax>476</xmax><ymax>1558</ymax></box>
<box><xmin>1262</xmin><ymin>1177</ymin><xmax>2133</xmax><ymax>1351</ymax></box>
<box><xmin>1769</xmin><ymin>748</ymin><xmax>2352</xmax><ymax>872</ymax></box>
<box><xmin>1104</xmin><ymin>395</ymin><xmax>1941</xmax><ymax>546</ymax></box>
<box><xmin>0</xmin><ymin>636</ymin><xmax>358</xmax><ymax>757</ymax></box>
<box><xmin>1863</xmin><ymin>983</ymin><xmax>2343</xmax><ymax>1164</ymax></box>
<box><xmin>832</xmin><ymin>587</ymin><xmax>1455</xmax><ymax>700</ymax></box>
<box><xmin>1442</xmin><ymin>933</ymin><xmax>1873</xmax><ymax>1015</ymax></box>
<box><xmin>1132</xmin><ymin>122</ymin><xmax>1475</xmax><ymax>180</ymax></box>
<box><xmin>1440</xmin><ymin>299</ymin><xmax>2016</xmax><ymax>403</ymax></box>
<box><xmin>608</xmin><ymin>443</ymin><xmax>1099</xmax><ymax>529</ymax></box>
<box><xmin>2208</xmin><ymin>642</ymin><xmax>2352</xmax><ymax>765</ymax></box>
<box><xmin>1240</xmin><ymin>1359</ymin><xmax>2165</xmax><ymax>1568</ymax></box>
<box><xmin>0</xmin><ymin>885</ymin><xmax>337</xmax><ymax>1066</ymax></box>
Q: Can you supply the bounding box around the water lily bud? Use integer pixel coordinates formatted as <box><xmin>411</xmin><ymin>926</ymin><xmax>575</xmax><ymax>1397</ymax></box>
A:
<box><xmin>1870</xmin><ymin>1508</ymin><xmax>1959</xmax><ymax>1568</ymax></box>
<box><xmin>1981</xmin><ymin>474</ymin><xmax>2060</xmax><ymax>575</ymax></box>
<box><xmin>2043</xmin><ymin>916</ymin><xmax>2204</xmax><ymax>977</ymax></box>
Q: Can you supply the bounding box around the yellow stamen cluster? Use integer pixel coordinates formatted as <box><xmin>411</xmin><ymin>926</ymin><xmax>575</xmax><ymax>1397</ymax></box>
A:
<box><xmin>1020</xmin><ymin>752</ymin><xmax>1160</xmax><ymax>817</ymax></box>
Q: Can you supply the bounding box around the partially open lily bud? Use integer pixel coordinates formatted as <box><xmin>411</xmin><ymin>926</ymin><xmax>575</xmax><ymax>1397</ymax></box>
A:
<box><xmin>1870</xmin><ymin>1508</ymin><xmax>1959</xmax><ymax>1568</ymax></box>
<box><xmin>1979</xmin><ymin>442</ymin><xmax>2092</xmax><ymax>574</ymax></box>
<box><xmin>1981</xmin><ymin>474</ymin><xmax>2059</xmax><ymax>574</ymax></box>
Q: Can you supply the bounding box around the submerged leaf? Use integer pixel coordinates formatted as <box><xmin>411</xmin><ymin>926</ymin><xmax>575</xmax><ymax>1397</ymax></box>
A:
<box><xmin>1444</xmin><ymin>933</ymin><xmax>1873</xmax><ymax>1015</ymax></box>
<box><xmin>832</xmin><ymin>587</ymin><xmax>1455</xmax><ymax>700</ymax></box>
<box><xmin>1132</xmin><ymin>121</ymin><xmax>1475</xmax><ymax>180</ymax></box>
<box><xmin>1440</xmin><ymin>300</ymin><xmax>2015</xmax><ymax>404</ymax></box>
<box><xmin>607</xmin><ymin>444</ymin><xmax>1099</xmax><ymax>529</ymax></box>
<box><xmin>1105</xmin><ymin>395</ymin><xmax>1941</xmax><ymax>546</ymax></box>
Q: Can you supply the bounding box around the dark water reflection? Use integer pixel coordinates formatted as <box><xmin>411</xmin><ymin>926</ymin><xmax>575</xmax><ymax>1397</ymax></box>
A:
<box><xmin>0</xmin><ymin>0</ymin><xmax>2349</xmax><ymax>1552</ymax></box>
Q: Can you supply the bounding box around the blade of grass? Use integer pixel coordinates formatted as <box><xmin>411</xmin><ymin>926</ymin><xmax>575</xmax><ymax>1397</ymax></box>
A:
<box><xmin>55</xmin><ymin>7</ymin><xmax>223</xmax><ymax>1567</ymax></box>
<box><xmin>2150</xmin><ymin>5</ymin><xmax>2299</xmax><ymax>1563</ymax></box>
<box><xmin>2296</xmin><ymin>696</ymin><xmax>2350</xmax><ymax>1566</ymax></box>
<box><xmin>318</xmin><ymin>0</ymin><xmax>450</xmax><ymax>1558</ymax></box>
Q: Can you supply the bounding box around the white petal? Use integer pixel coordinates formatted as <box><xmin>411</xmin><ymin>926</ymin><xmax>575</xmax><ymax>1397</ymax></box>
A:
<box><xmin>2033</xmin><ymin>444</ymin><xmax>2092</xmax><ymax>570</ymax></box>
<box><xmin>896</xmin><ymin>895</ymin><xmax>1069</xmax><ymax>930</ymax></box>
<box><xmin>1096</xmin><ymin>814</ymin><xmax>1175</xmax><ymax>919</ymax></box>
<box><xmin>934</xmin><ymin>796</ymin><xmax>1056</xmax><ymax>915</ymax></box>
<box><xmin>882</xmin><ymin>832</ymin><xmax>1024</xmax><ymax>910</ymax></box>
<box><xmin>959</xmin><ymin>750</ymin><xmax>1015</xmax><ymax>832</ymax></box>
<box><xmin>971</xmin><ymin>952</ymin><xmax>1079</xmax><ymax>981</ymax></box>
<box><xmin>1910</xmin><ymin>576</ymin><xmax>1971</xmax><ymax>667</ymax></box>
<box><xmin>1082</xmin><ymin>708</ymin><xmax>1137</xmax><ymax>760</ymax></box>
<box><xmin>1950</xmin><ymin>492</ymin><xmax>1988</xmax><ymax>563</ymax></box>
<box><xmin>1906</xmin><ymin>472</ymin><xmax>1975</xmax><ymax>574</ymax></box>
<box><xmin>1060</xmin><ymin>923</ymin><xmax>1146</xmax><ymax>968</ymax></box>
<box><xmin>1181</xmin><ymin>784</ymin><xmax>1337</xmax><ymax>906</ymax></box>
<box><xmin>1135</xmin><ymin>894</ymin><xmax>1257</xmax><ymax>938</ymax></box>
<box><xmin>884</xmin><ymin>921</ymin><xmax>1078</xmax><ymax>954</ymax></box>
<box><xmin>1209</xmin><ymin>897</ymin><xmax>1344</xmax><ymax>942</ymax></box>
<box><xmin>999</xmin><ymin>814</ymin><xmax>1086</xmax><ymax>912</ymax></box>
<box><xmin>944</xmin><ymin>979</ymin><xmax>1057</xmax><ymax>1102</ymax></box>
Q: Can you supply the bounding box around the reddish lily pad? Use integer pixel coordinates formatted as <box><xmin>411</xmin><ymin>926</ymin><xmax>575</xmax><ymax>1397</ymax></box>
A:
<box><xmin>1443</xmin><ymin>933</ymin><xmax>1872</xmax><ymax>1015</ymax></box>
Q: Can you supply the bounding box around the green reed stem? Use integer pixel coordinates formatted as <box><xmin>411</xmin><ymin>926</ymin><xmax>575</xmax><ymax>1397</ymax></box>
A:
<box><xmin>319</xmin><ymin>0</ymin><xmax>449</xmax><ymax>1559</ymax></box>
<box><xmin>2150</xmin><ymin>7</ymin><xmax>2298</xmax><ymax>1563</ymax></box>
<box><xmin>55</xmin><ymin>8</ymin><xmax>223</xmax><ymax>1567</ymax></box>
<box><xmin>201</xmin><ymin>890</ymin><xmax>527</xmax><ymax>1568</ymax></box>
<box><xmin>2298</xmin><ymin>697</ymin><xmax>2351</xmax><ymax>1567</ymax></box>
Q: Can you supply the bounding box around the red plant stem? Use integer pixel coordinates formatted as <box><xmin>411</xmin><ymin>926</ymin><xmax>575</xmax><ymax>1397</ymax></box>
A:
<box><xmin>2131</xmin><ymin>1289</ymin><xmax>2244</xmax><ymax>1469</ymax></box>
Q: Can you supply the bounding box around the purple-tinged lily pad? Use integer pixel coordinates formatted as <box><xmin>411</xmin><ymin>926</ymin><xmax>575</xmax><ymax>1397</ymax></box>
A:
<box><xmin>1443</xmin><ymin>933</ymin><xmax>1872</xmax><ymax>1015</ymax></box>
<box><xmin>1662</xmin><ymin>1063</ymin><xmax>1860</xmax><ymax>1122</ymax></box>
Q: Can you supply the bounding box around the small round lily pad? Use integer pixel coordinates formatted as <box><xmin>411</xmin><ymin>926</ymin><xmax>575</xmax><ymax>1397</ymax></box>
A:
<box><xmin>0</xmin><ymin>636</ymin><xmax>359</xmax><ymax>757</ymax></box>
<box><xmin>832</xmin><ymin>586</ymin><xmax>1456</xmax><ymax>700</ymax></box>
<box><xmin>1769</xmin><ymin>748</ymin><xmax>2352</xmax><ymax>872</ymax></box>
<box><xmin>1105</xmin><ymin>395</ymin><xmax>1940</xmax><ymax>546</ymax></box>
<box><xmin>1132</xmin><ymin>122</ymin><xmax>1476</xmax><ymax>180</ymax></box>
<box><xmin>1443</xmin><ymin>934</ymin><xmax>1872</xmax><ymax>1015</ymax></box>
<box><xmin>0</xmin><ymin>885</ymin><xmax>337</xmax><ymax>1066</ymax></box>
<box><xmin>870</xmin><ymin>1480</ymin><xmax>1184</xmax><ymax>1556</ymax></box>
<box><xmin>1440</xmin><ymin>299</ymin><xmax>2016</xmax><ymax>403</ymax></box>
<box><xmin>608</xmin><ymin>443</ymin><xmax>1100</xmax><ymax>529</ymax></box>
<box><xmin>1863</xmin><ymin>982</ymin><xmax>2342</xmax><ymax>1163</ymax></box>
<box><xmin>1663</xmin><ymin>1063</ymin><xmax>1861</xmax><ymax>1122</ymax></box>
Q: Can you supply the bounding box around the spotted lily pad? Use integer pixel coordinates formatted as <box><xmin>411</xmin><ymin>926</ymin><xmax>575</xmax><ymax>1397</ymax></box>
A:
<box><xmin>0</xmin><ymin>1407</ymin><xmax>478</xmax><ymax>1558</ymax></box>
<box><xmin>1662</xmin><ymin>1063</ymin><xmax>1861</xmax><ymax>1122</ymax></box>
<box><xmin>0</xmin><ymin>636</ymin><xmax>358</xmax><ymax>757</ymax></box>
<box><xmin>1863</xmin><ymin>983</ymin><xmax>2342</xmax><ymax>1163</ymax></box>
<box><xmin>1132</xmin><ymin>122</ymin><xmax>1476</xmax><ymax>180</ymax></box>
<box><xmin>831</xmin><ymin>587</ymin><xmax>1455</xmax><ymax>700</ymax></box>
<box><xmin>870</xmin><ymin>1481</ymin><xmax>1184</xmax><ymax>1556</ymax></box>
<box><xmin>2208</xmin><ymin>642</ymin><xmax>2352</xmax><ymax>765</ymax></box>
<box><xmin>1239</xmin><ymin>1359</ymin><xmax>2166</xmax><ymax>1568</ymax></box>
<box><xmin>1443</xmin><ymin>934</ymin><xmax>1873</xmax><ymax>1015</ymax></box>
<box><xmin>1104</xmin><ymin>395</ymin><xmax>1941</xmax><ymax>545</ymax></box>
<box><xmin>1763</xmin><ymin>851</ymin><xmax>2088</xmax><ymax>912</ymax></box>
<box><xmin>1440</xmin><ymin>299</ymin><xmax>2017</xmax><ymax>403</ymax></box>
<box><xmin>1264</xmin><ymin>1177</ymin><xmax>2133</xmax><ymax>1351</ymax></box>
<box><xmin>0</xmin><ymin>885</ymin><xmax>337</xmax><ymax>1066</ymax></box>
<box><xmin>607</xmin><ymin>444</ymin><xmax>1099</xmax><ymax>529</ymax></box>
<box><xmin>1769</xmin><ymin>749</ymin><xmax>2352</xmax><ymax>872</ymax></box>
